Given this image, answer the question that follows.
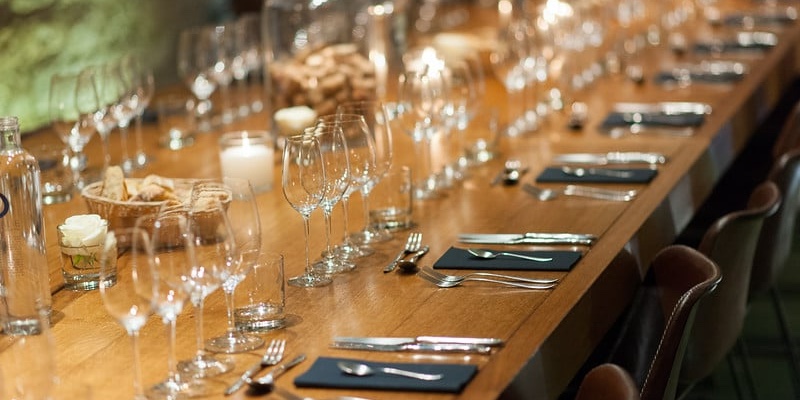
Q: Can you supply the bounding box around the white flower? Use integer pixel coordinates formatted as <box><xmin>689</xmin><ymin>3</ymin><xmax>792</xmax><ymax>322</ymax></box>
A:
<box><xmin>59</xmin><ymin>214</ymin><xmax>108</xmax><ymax>248</ymax></box>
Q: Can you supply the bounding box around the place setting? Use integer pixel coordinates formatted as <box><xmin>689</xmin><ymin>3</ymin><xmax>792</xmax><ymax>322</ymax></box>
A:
<box><xmin>652</xmin><ymin>60</ymin><xmax>748</xmax><ymax>88</ymax></box>
<box><xmin>597</xmin><ymin>101</ymin><xmax>712</xmax><ymax>138</ymax></box>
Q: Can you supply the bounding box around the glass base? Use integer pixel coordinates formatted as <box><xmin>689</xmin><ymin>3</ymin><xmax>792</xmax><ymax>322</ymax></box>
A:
<box><xmin>332</xmin><ymin>242</ymin><xmax>374</xmax><ymax>259</ymax></box>
<box><xmin>313</xmin><ymin>256</ymin><xmax>355</xmax><ymax>274</ymax></box>
<box><xmin>288</xmin><ymin>273</ymin><xmax>332</xmax><ymax>288</ymax></box>
<box><xmin>177</xmin><ymin>353</ymin><xmax>233</xmax><ymax>378</ymax></box>
<box><xmin>147</xmin><ymin>377</ymin><xmax>208</xmax><ymax>399</ymax></box>
<box><xmin>350</xmin><ymin>227</ymin><xmax>392</xmax><ymax>244</ymax></box>
<box><xmin>205</xmin><ymin>331</ymin><xmax>264</xmax><ymax>354</ymax></box>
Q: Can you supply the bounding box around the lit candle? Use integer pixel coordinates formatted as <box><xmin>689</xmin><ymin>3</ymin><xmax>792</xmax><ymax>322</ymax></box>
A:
<box><xmin>219</xmin><ymin>131</ymin><xmax>274</xmax><ymax>193</ymax></box>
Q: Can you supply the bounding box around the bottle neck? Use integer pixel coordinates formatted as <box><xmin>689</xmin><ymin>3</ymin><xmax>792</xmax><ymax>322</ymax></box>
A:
<box><xmin>0</xmin><ymin>116</ymin><xmax>21</xmax><ymax>151</ymax></box>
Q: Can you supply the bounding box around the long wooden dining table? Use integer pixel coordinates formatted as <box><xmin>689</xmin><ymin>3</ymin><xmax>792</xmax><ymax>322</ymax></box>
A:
<box><xmin>4</xmin><ymin>3</ymin><xmax>800</xmax><ymax>399</ymax></box>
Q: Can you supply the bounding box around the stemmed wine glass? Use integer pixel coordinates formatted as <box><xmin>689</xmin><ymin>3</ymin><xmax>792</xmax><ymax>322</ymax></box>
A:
<box><xmin>490</xmin><ymin>19</ymin><xmax>537</xmax><ymax>136</ymax></box>
<box><xmin>337</xmin><ymin>100</ymin><xmax>393</xmax><ymax>244</ymax></box>
<box><xmin>177</xmin><ymin>199</ymin><xmax>235</xmax><ymax>378</ymax></box>
<box><xmin>208</xmin><ymin>24</ymin><xmax>235</xmax><ymax>125</ymax></box>
<box><xmin>309</xmin><ymin>123</ymin><xmax>352</xmax><ymax>274</ymax></box>
<box><xmin>202</xmin><ymin>178</ymin><xmax>265</xmax><ymax>353</ymax></box>
<box><xmin>142</xmin><ymin>207</ymin><xmax>206</xmax><ymax>399</ymax></box>
<box><xmin>111</xmin><ymin>57</ymin><xmax>139</xmax><ymax>174</ymax></box>
<box><xmin>396</xmin><ymin>60</ymin><xmax>447</xmax><ymax>199</ymax></box>
<box><xmin>320</xmin><ymin>114</ymin><xmax>377</xmax><ymax>260</ymax></box>
<box><xmin>98</xmin><ymin>227</ymin><xmax>154</xmax><ymax>400</ymax></box>
<box><xmin>282</xmin><ymin>134</ymin><xmax>330</xmax><ymax>287</ymax></box>
<box><xmin>130</xmin><ymin>56</ymin><xmax>156</xmax><ymax>168</ymax></box>
<box><xmin>89</xmin><ymin>62</ymin><xmax>121</xmax><ymax>174</ymax></box>
<box><xmin>49</xmin><ymin>70</ymin><xmax>95</xmax><ymax>189</ymax></box>
<box><xmin>178</xmin><ymin>26</ymin><xmax>219</xmax><ymax>132</ymax></box>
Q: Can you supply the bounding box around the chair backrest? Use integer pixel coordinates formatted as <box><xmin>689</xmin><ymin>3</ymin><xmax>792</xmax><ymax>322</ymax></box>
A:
<box><xmin>751</xmin><ymin>149</ymin><xmax>800</xmax><ymax>296</ymax></box>
<box><xmin>680</xmin><ymin>181</ymin><xmax>781</xmax><ymax>385</ymax></box>
<box><xmin>772</xmin><ymin>101</ymin><xmax>800</xmax><ymax>159</ymax></box>
<box><xmin>576</xmin><ymin>363</ymin><xmax>641</xmax><ymax>400</ymax></box>
<box><xmin>637</xmin><ymin>245</ymin><xmax>721</xmax><ymax>400</ymax></box>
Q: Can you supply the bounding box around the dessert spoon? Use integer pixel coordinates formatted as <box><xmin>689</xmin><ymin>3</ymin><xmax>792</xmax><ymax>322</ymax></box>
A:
<box><xmin>337</xmin><ymin>361</ymin><xmax>443</xmax><ymax>381</ymax></box>
<box><xmin>467</xmin><ymin>248</ymin><xmax>553</xmax><ymax>262</ymax></box>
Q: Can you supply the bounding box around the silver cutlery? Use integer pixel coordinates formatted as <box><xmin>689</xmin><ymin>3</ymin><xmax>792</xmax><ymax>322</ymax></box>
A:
<box><xmin>457</xmin><ymin>232</ymin><xmax>597</xmax><ymax>245</ymax></box>
<box><xmin>247</xmin><ymin>354</ymin><xmax>307</xmax><ymax>392</ymax></box>
<box><xmin>418</xmin><ymin>267</ymin><xmax>557</xmax><ymax>289</ymax></box>
<box><xmin>467</xmin><ymin>248</ymin><xmax>553</xmax><ymax>262</ymax></box>
<box><xmin>396</xmin><ymin>245</ymin><xmax>430</xmax><ymax>273</ymax></box>
<box><xmin>523</xmin><ymin>183</ymin><xmax>638</xmax><ymax>202</ymax></box>
<box><xmin>225</xmin><ymin>338</ymin><xmax>286</xmax><ymax>395</ymax></box>
<box><xmin>606</xmin><ymin>125</ymin><xmax>695</xmax><ymax>138</ymax></box>
<box><xmin>330</xmin><ymin>340</ymin><xmax>492</xmax><ymax>354</ymax></box>
<box><xmin>491</xmin><ymin>159</ymin><xmax>527</xmax><ymax>186</ymax></box>
<box><xmin>420</xmin><ymin>266</ymin><xmax>558</xmax><ymax>285</ymax></box>
<box><xmin>384</xmin><ymin>232</ymin><xmax>422</xmax><ymax>273</ymax></box>
<box><xmin>553</xmin><ymin>152</ymin><xmax>667</xmax><ymax>165</ymax></box>
<box><xmin>560</xmin><ymin>166</ymin><xmax>634</xmax><ymax>179</ymax></box>
<box><xmin>612</xmin><ymin>102</ymin><xmax>712</xmax><ymax>115</ymax></box>
<box><xmin>337</xmin><ymin>361</ymin><xmax>443</xmax><ymax>381</ymax></box>
<box><xmin>332</xmin><ymin>336</ymin><xmax>505</xmax><ymax>347</ymax></box>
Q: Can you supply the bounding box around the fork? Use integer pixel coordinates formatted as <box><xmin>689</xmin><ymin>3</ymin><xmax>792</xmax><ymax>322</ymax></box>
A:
<box><xmin>224</xmin><ymin>338</ymin><xmax>286</xmax><ymax>395</ymax></box>
<box><xmin>420</xmin><ymin>266</ymin><xmax>559</xmax><ymax>285</ymax></box>
<box><xmin>417</xmin><ymin>268</ymin><xmax>557</xmax><ymax>290</ymax></box>
<box><xmin>384</xmin><ymin>232</ymin><xmax>422</xmax><ymax>273</ymax></box>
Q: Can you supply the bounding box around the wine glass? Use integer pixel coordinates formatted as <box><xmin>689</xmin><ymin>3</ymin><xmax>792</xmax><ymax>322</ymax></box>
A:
<box><xmin>282</xmin><ymin>134</ymin><xmax>330</xmax><ymax>287</ymax></box>
<box><xmin>208</xmin><ymin>24</ymin><xmax>236</xmax><ymax>125</ymax></box>
<box><xmin>130</xmin><ymin>56</ymin><xmax>156</xmax><ymax>168</ymax></box>
<box><xmin>309</xmin><ymin>124</ymin><xmax>352</xmax><ymax>274</ymax></box>
<box><xmin>111</xmin><ymin>57</ymin><xmax>139</xmax><ymax>175</ymax></box>
<box><xmin>396</xmin><ymin>61</ymin><xmax>447</xmax><ymax>199</ymax></box>
<box><xmin>320</xmin><ymin>114</ymin><xmax>377</xmax><ymax>260</ymax></box>
<box><xmin>88</xmin><ymin>63</ymin><xmax>121</xmax><ymax>174</ymax></box>
<box><xmin>178</xmin><ymin>26</ymin><xmax>219</xmax><ymax>132</ymax></box>
<box><xmin>490</xmin><ymin>19</ymin><xmax>538</xmax><ymax>136</ymax></box>
<box><xmin>49</xmin><ymin>70</ymin><xmax>94</xmax><ymax>189</ymax></box>
<box><xmin>337</xmin><ymin>100</ymin><xmax>394</xmax><ymax>244</ymax></box>
<box><xmin>98</xmin><ymin>227</ymin><xmax>154</xmax><ymax>400</ymax></box>
<box><xmin>201</xmin><ymin>178</ymin><xmax>265</xmax><ymax>353</ymax></box>
<box><xmin>141</xmin><ymin>207</ymin><xmax>206</xmax><ymax>398</ymax></box>
<box><xmin>176</xmin><ymin>199</ymin><xmax>235</xmax><ymax>378</ymax></box>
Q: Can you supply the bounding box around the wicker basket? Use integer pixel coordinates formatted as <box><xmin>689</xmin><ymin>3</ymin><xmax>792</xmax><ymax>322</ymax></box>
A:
<box><xmin>80</xmin><ymin>179</ymin><xmax>193</xmax><ymax>230</ymax></box>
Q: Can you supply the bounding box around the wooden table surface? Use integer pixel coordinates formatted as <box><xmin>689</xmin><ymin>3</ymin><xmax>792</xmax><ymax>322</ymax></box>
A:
<box><xmin>4</xmin><ymin>2</ymin><xmax>800</xmax><ymax>399</ymax></box>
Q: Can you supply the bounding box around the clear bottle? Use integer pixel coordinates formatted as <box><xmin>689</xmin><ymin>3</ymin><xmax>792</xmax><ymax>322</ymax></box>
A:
<box><xmin>0</xmin><ymin>116</ymin><xmax>52</xmax><ymax>335</ymax></box>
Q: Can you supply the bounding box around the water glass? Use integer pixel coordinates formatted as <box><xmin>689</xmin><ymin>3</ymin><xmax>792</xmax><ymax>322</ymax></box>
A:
<box><xmin>369</xmin><ymin>166</ymin><xmax>413</xmax><ymax>231</ymax></box>
<box><xmin>30</xmin><ymin>143</ymin><xmax>73</xmax><ymax>205</ymax></box>
<box><xmin>234</xmin><ymin>252</ymin><xmax>286</xmax><ymax>331</ymax></box>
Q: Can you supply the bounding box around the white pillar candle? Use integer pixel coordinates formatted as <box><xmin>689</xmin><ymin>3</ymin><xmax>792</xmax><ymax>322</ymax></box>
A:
<box><xmin>219</xmin><ymin>131</ymin><xmax>275</xmax><ymax>193</ymax></box>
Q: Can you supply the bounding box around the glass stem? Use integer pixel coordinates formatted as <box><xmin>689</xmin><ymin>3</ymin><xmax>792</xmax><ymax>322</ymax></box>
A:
<box><xmin>100</xmin><ymin>132</ymin><xmax>112</xmax><ymax>172</ymax></box>
<box><xmin>166</xmin><ymin>318</ymin><xmax>181</xmax><ymax>385</ymax></box>
<box><xmin>340</xmin><ymin>196</ymin><xmax>351</xmax><ymax>243</ymax></box>
<box><xmin>323</xmin><ymin>209</ymin><xmax>334</xmax><ymax>256</ymax></box>
<box><xmin>130</xmin><ymin>330</ymin><xmax>145</xmax><ymax>399</ymax></box>
<box><xmin>134</xmin><ymin>113</ymin><xmax>146</xmax><ymax>162</ymax></box>
<box><xmin>193</xmin><ymin>298</ymin><xmax>205</xmax><ymax>358</ymax></box>
<box><xmin>119</xmin><ymin>123</ymin><xmax>131</xmax><ymax>173</ymax></box>
<box><xmin>223</xmin><ymin>288</ymin><xmax>236</xmax><ymax>334</ymax></box>
<box><xmin>302</xmin><ymin>215</ymin><xmax>312</xmax><ymax>275</ymax></box>
<box><xmin>360</xmin><ymin>188</ymin><xmax>372</xmax><ymax>232</ymax></box>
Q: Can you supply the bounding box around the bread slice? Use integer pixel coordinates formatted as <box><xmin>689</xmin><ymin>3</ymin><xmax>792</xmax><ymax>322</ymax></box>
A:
<box><xmin>100</xmin><ymin>166</ymin><xmax>129</xmax><ymax>201</ymax></box>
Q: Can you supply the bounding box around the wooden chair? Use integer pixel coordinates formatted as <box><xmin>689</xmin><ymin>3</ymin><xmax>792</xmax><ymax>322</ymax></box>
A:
<box><xmin>678</xmin><ymin>181</ymin><xmax>781</xmax><ymax>397</ymax></box>
<box><xmin>604</xmin><ymin>245</ymin><xmax>721</xmax><ymax>400</ymax></box>
<box><xmin>575</xmin><ymin>363</ymin><xmax>640</xmax><ymax>400</ymax></box>
<box><xmin>749</xmin><ymin>149</ymin><xmax>800</xmax><ymax>391</ymax></box>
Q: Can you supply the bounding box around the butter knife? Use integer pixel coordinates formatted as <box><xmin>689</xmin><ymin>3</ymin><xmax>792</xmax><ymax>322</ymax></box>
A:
<box><xmin>553</xmin><ymin>152</ymin><xmax>667</xmax><ymax>165</ymax></box>
<box><xmin>331</xmin><ymin>341</ymin><xmax>493</xmax><ymax>354</ymax></box>
<box><xmin>333</xmin><ymin>336</ymin><xmax>504</xmax><ymax>347</ymax></box>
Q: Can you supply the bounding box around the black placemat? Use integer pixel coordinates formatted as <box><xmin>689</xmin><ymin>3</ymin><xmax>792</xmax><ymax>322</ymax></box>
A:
<box><xmin>654</xmin><ymin>71</ymin><xmax>744</xmax><ymax>85</ymax></box>
<box><xmin>294</xmin><ymin>357</ymin><xmax>478</xmax><ymax>393</ymax></box>
<box><xmin>536</xmin><ymin>166</ymin><xmax>657</xmax><ymax>184</ymax></box>
<box><xmin>693</xmin><ymin>40</ymin><xmax>775</xmax><ymax>54</ymax></box>
<box><xmin>600</xmin><ymin>112</ymin><xmax>706</xmax><ymax>130</ymax></box>
<box><xmin>433</xmin><ymin>247</ymin><xmax>582</xmax><ymax>272</ymax></box>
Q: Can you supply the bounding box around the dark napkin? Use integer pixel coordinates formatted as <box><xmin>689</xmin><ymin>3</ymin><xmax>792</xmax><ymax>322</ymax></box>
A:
<box><xmin>600</xmin><ymin>112</ymin><xmax>705</xmax><ymax>130</ymax></box>
<box><xmin>294</xmin><ymin>357</ymin><xmax>478</xmax><ymax>393</ymax></box>
<box><xmin>654</xmin><ymin>70</ymin><xmax>743</xmax><ymax>85</ymax></box>
<box><xmin>723</xmin><ymin>13</ymin><xmax>796</xmax><ymax>26</ymax></box>
<box><xmin>536</xmin><ymin>166</ymin><xmax>658</xmax><ymax>184</ymax></box>
<box><xmin>433</xmin><ymin>247</ymin><xmax>582</xmax><ymax>272</ymax></box>
<box><xmin>693</xmin><ymin>40</ymin><xmax>775</xmax><ymax>53</ymax></box>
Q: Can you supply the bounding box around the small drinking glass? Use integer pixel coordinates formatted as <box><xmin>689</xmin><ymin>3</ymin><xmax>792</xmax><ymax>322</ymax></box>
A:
<box><xmin>282</xmin><ymin>134</ymin><xmax>330</xmax><ymax>287</ymax></box>
<box><xmin>98</xmin><ymin>227</ymin><xmax>154</xmax><ymax>400</ymax></box>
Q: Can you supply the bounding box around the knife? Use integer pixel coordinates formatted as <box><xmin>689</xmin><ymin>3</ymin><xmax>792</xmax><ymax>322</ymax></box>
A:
<box><xmin>333</xmin><ymin>336</ymin><xmax>505</xmax><ymax>347</ymax></box>
<box><xmin>249</xmin><ymin>354</ymin><xmax>307</xmax><ymax>386</ymax></box>
<box><xmin>331</xmin><ymin>340</ymin><xmax>494</xmax><ymax>354</ymax></box>
<box><xmin>553</xmin><ymin>152</ymin><xmax>667</xmax><ymax>165</ymax></box>
<box><xmin>458</xmin><ymin>232</ymin><xmax>597</xmax><ymax>245</ymax></box>
<box><xmin>612</xmin><ymin>102</ymin><xmax>712</xmax><ymax>115</ymax></box>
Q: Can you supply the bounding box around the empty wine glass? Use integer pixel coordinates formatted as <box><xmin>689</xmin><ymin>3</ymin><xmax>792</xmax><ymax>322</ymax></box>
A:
<box><xmin>320</xmin><ymin>114</ymin><xmax>377</xmax><ymax>260</ymax></box>
<box><xmin>142</xmin><ymin>207</ymin><xmax>207</xmax><ymax>398</ymax></box>
<box><xmin>177</xmin><ymin>199</ymin><xmax>235</xmax><ymax>378</ymax></box>
<box><xmin>337</xmin><ymin>100</ymin><xmax>394</xmax><ymax>245</ymax></box>
<box><xmin>178</xmin><ymin>26</ymin><xmax>219</xmax><ymax>132</ymax></box>
<box><xmin>98</xmin><ymin>227</ymin><xmax>154</xmax><ymax>400</ymax></box>
<box><xmin>201</xmin><ymin>178</ymin><xmax>265</xmax><ymax>353</ymax></box>
<box><xmin>129</xmin><ymin>56</ymin><xmax>155</xmax><ymax>168</ymax></box>
<box><xmin>208</xmin><ymin>24</ymin><xmax>236</xmax><ymax>125</ymax></box>
<box><xmin>49</xmin><ymin>70</ymin><xmax>94</xmax><ymax>189</ymax></box>
<box><xmin>309</xmin><ymin>124</ymin><xmax>352</xmax><ymax>274</ymax></box>
<box><xmin>490</xmin><ymin>18</ymin><xmax>537</xmax><ymax>136</ymax></box>
<box><xmin>282</xmin><ymin>134</ymin><xmax>330</xmax><ymax>287</ymax></box>
<box><xmin>110</xmin><ymin>57</ymin><xmax>139</xmax><ymax>174</ymax></box>
<box><xmin>88</xmin><ymin>63</ymin><xmax>121</xmax><ymax>173</ymax></box>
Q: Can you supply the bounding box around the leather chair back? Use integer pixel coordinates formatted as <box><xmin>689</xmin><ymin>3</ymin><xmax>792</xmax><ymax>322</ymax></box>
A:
<box><xmin>680</xmin><ymin>181</ymin><xmax>780</xmax><ymax>385</ymax></box>
<box><xmin>751</xmin><ymin>149</ymin><xmax>800</xmax><ymax>296</ymax></box>
<box><xmin>772</xmin><ymin>101</ymin><xmax>800</xmax><ymax>159</ymax></box>
<box><xmin>576</xmin><ymin>363</ymin><xmax>640</xmax><ymax>400</ymax></box>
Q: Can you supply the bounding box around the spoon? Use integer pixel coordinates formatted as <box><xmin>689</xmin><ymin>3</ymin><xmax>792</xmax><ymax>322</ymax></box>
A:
<box><xmin>397</xmin><ymin>246</ymin><xmax>430</xmax><ymax>273</ymax></box>
<box><xmin>336</xmin><ymin>361</ymin><xmax>443</xmax><ymax>381</ymax></box>
<box><xmin>468</xmin><ymin>248</ymin><xmax>553</xmax><ymax>262</ymax></box>
<box><xmin>247</xmin><ymin>354</ymin><xmax>307</xmax><ymax>393</ymax></box>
